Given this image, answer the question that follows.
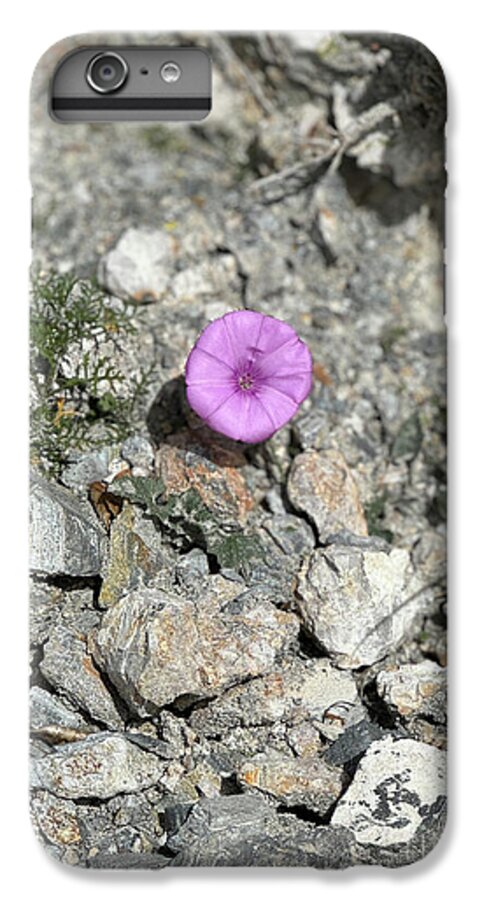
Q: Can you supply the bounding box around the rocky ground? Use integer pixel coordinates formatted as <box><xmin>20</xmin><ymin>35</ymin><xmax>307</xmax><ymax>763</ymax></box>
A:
<box><xmin>29</xmin><ymin>32</ymin><xmax>447</xmax><ymax>868</ymax></box>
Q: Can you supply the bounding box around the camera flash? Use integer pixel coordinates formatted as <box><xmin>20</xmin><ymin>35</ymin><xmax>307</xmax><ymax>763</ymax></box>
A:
<box><xmin>161</xmin><ymin>62</ymin><xmax>181</xmax><ymax>84</ymax></box>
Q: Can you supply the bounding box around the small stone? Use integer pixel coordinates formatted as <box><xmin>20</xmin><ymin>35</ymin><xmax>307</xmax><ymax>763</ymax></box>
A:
<box><xmin>296</xmin><ymin>545</ymin><xmax>417</xmax><ymax>668</ymax></box>
<box><xmin>98</xmin><ymin>227</ymin><xmax>177</xmax><ymax>301</ymax></box>
<box><xmin>92</xmin><ymin>578</ymin><xmax>299</xmax><ymax>715</ymax></box>
<box><xmin>376</xmin><ymin>661</ymin><xmax>447</xmax><ymax>722</ymax></box>
<box><xmin>30</xmin><ymin>473</ymin><xmax>106</xmax><ymax>577</ymax></box>
<box><xmin>286</xmin><ymin>721</ymin><xmax>323</xmax><ymax>757</ymax></box>
<box><xmin>31</xmin><ymin>792</ymin><xmax>81</xmax><ymax>847</ymax></box>
<box><xmin>190</xmin><ymin>657</ymin><xmax>360</xmax><ymax>742</ymax></box>
<box><xmin>175</xmin><ymin>548</ymin><xmax>210</xmax><ymax>586</ymax></box>
<box><xmin>262</xmin><ymin>514</ymin><xmax>315</xmax><ymax>558</ymax></box>
<box><xmin>61</xmin><ymin>448</ymin><xmax>111</xmax><ymax>491</ymax></box>
<box><xmin>30</xmin><ymin>686</ymin><xmax>97</xmax><ymax>741</ymax></box>
<box><xmin>30</xmin><ymin>734</ymin><xmax>166</xmax><ymax>799</ymax></box>
<box><xmin>121</xmin><ymin>434</ymin><xmax>155</xmax><ymax>475</ymax></box>
<box><xmin>40</xmin><ymin>624</ymin><xmax>124</xmax><ymax>729</ymax></box>
<box><xmin>293</xmin><ymin>409</ymin><xmax>332</xmax><ymax>450</ymax></box>
<box><xmin>239</xmin><ymin>751</ymin><xmax>344</xmax><ymax>815</ymax></box>
<box><xmin>287</xmin><ymin>449</ymin><xmax>367</xmax><ymax>541</ymax></box>
<box><xmin>324</xmin><ymin>720</ymin><xmax>386</xmax><ymax>766</ymax></box>
<box><xmin>98</xmin><ymin>503</ymin><xmax>158</xmax><ymax>609</ymax></box>
<box><xmin>331</xmin><ymin>736</ymin><xmax>446</xmax><ymax>848</ymax></box>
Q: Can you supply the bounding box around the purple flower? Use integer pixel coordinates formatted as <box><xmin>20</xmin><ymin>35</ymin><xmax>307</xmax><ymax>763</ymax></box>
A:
<box><xmin>185</xmin><ymin>310</ymin><xmax>312</xmax><ymax>443</ymax></box>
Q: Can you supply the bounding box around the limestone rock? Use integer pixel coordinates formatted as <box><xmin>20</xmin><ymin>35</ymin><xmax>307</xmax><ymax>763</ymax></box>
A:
<box><xmin>40</xmin><ymin>624</ymin><xmax>124</xmax><ymax>729</ymax></box>
<box><xmin>30</xmin><ymin>686</ymin><xmax>97</xmax><ymax>743</ymax></box>
<box><xmin>97</xmin><ymin>227</ymin><xmax>177</xmax><ymax>301</ymax></box>
<box><xmin>190</xmin><ymin>657</ymin><xmax>360</xmax><ymax>742</ymax></box>
<box><xmin>376</xmin><ymin>661</ymin><xmax>447</xmax><ymax>722</ymax></box>
<box><xmin>30</xmin><ymin>734</ymin><xmax>166</xmax><ymax>799</ymax></box>
<box><xmin>31</xmin><ymin>791</ymin><xmax>81</xmax><ymax>847</ymax></box>
<box><xmin>92</xmin><ymin>578</ymin><xmax>299</xmax><ymax>715</ymax></box>
<box><xmin>166</xmin><ymin>794</ymin><xmax>355</xmax><ymax>867</ymax></box>
<box><xmin>30</xmin><ymin>474</ymin><xmax>106</xmax><ymax>577</ymax></box>
<box><xmin>296</xmin><ymin>545</ymin><xmax>417</xmax><ymax>667</ymax></box>
<box><xmin>331</xmin><ymin>737</ymin><xmax>446</xmax><ymax>848</ymax></box>
<box><xmin>239</xmin><ymin>751</ymin><xmax>344</xmax><ymax>815</ymax></box>
<box><xmin>98</xmin><ymin>503</ymin><xmax>160</xmax><ymax>609</ymax></box>
<box><xmin>287</xmin><ymin>449</ymin><xmax>367</xmax><ymax>541</ymax></box>
<box><xmin>155</xmin><ymin>441</ymin><xmax>254</xmax><ymax>530</ymax></box>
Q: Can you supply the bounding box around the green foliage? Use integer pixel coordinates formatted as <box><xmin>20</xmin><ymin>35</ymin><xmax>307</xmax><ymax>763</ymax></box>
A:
<box><xmin>114</xmin><ymin>475</ymin><xmax>263</xmax><ymax>572</ymax></box>
<box><xmin>30</xmin><ymin>271</ymin><xmax>154</xmax><ymax>476</ymax></box>
<box><xmin>114</xmin><ymin>476</ymin><xmax>166</xmax><ymax>520</ymax></box>
<box><xmin>210</xmin><ymin>533</ymin><xmax>265</xmax><ymax>572</ymax></box>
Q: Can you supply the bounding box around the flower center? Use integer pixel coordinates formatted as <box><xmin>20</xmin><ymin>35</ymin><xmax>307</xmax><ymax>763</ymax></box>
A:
<box><xmin>238</xmin><ymin>371</ymin><xmax>255</xmax><ymax>391</ymax></box>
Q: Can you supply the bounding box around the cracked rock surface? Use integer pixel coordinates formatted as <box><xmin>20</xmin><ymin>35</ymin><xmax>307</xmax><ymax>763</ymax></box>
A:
<box><xmin>30</xmin><ymin>31</ymin><xmax>446</xmax><ymax>868</ymax></box>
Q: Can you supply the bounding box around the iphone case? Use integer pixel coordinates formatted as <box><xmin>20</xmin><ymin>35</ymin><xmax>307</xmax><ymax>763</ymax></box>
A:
<box><xmin>29</xmin><ymin>31</ymin><xmax>447</xmax><ymax>869</ymax></box>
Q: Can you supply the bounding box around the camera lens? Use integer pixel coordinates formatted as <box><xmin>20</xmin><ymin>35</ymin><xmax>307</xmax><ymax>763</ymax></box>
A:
<box><xmin>86</xmin><ymin>53</ymin><xmax>128</xmax><ymax>94</ymax></box>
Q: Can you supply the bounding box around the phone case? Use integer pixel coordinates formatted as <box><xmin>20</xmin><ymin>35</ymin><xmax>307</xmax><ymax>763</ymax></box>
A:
<box><xmin>29</xmin><ymin>31</ymin><xmax>447</xmax><ymax>870</ymax></box>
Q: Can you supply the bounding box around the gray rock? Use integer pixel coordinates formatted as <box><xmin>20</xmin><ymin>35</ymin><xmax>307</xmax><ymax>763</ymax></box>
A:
<box><xmin>92</xmin><ymin>577</ymin><xmax>299</xmax><ymax>715</ymax></box>
<box><xmin>238</xmin><ymin>751</ymin><xmax>344</xmax><ymax>815</ymax></box>
<box><xmin>261</xmin><ymin>513</ymin><xmax>315</xmax><ymax>559</ymax></box>
<box><xmin>166</xmin><ymin>794</ymin><xmax>355</xmax><ymax>867</ymax></box>
<box><xmin>331</xmin><ymin>736</ymin><xmax>446</xmax><ymax>848</ymax></box>
<box><xmin>376</xmin><ymin>661</ymin><xmax>447</xmax><ymax>723</ymax></box>
<box><xmin>287</xmin><ymin>449</ymin><xmax>368</xmax><ymax>541</ymax></box>
<box><xmin>30</xmin><ymin>686</ymin><xmax>97</xmax><ymax>742</ymax></box>
<box><xmin>40</xmin><ymin>624</ymin><xmax>124</xmax><ymax>729</ymax></box>
<box><xmin>324</xmin><ymin>720</ymin><xmax>387</xmax><ymax>766</ymax></box>
<box><xmin>31</xmin><ymin>791</ymin><xmax>81</xmax><ymax>848</ymax></box>
<box><xmin>61</xmin><ymin>448</ymin><xmax>111</xmax><ymax>491</ymax></box>
<box><xmin>98</xmin><ymin>502</ymin><xmax>169</xmax><ymax>609</ymax></box>
<box><xmin>97</xmin><ymin>227</ymin><xmax>176</xmax><ymax>301</ymax></box>
<box><xmin>30</xmin><ymin>733</ymin><xmax>166</xmax><ymax>799</ymax></box>
<box><xmin>120</xmin><ymin>434</ymin><xmax>155</xmax><ymax>475</ymax></box>
<box><xmin>190</xmin><ymin>657</ymin><xmax>360</xmax><ymax>743</ymax></box>
<box><xmin>30</xmin><ymin>474</ymin><xmax>106</xmax><ymax>577</ymax></box>
<box><xmin>174</xmin><ymin>547</ymin><xmax>210</xmax><ymax>586</ymax></box>
<box><xmin>296</xmin><ymin>545</ymin><xmax>419</xmax><ymax>668</ymax></box>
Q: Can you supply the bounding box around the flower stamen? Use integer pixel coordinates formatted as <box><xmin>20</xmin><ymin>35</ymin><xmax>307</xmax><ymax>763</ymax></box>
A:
<box><xmin>238</xmin><ymin>372</ymin><xmax>254</xmax><ymax>391</ymax></box>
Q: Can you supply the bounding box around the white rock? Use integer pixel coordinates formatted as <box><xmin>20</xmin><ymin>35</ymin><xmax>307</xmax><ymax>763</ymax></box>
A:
<box><xmin>98</xmin><ymin>227</ymin><xmax>177</xmax><ymax>301</ymax></box>
<box><xmin>296</xmin><ymin>545</ymin><xmax>418</xmax><ymax>668</ymax></box>
<box><xmin>332</xmin><ymin>736</ymin><xmax>446</xmax><ymax>847</ymax></box>
<box><xmin>376</xmin><ymin>661</ymin><xmax>446</xmax><ymax>720</ymax></box>
<box><xmin>30</xmin><ymin>734</ymin><xmax>166</xmax><ymax>800</ymax></box>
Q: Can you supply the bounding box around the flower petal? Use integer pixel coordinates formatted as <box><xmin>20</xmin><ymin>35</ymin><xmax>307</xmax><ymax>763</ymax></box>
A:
<box><xmin>204</xmin><ymin>390</ymin><xmax>254</xmax><ymax>442</ymax></box>
<box><xmin>260</xmin><ymin>370</ymin><xmax>313</xmax><ymax>405</ymax></box>
<box><xmin>193</xmin><ymin>316</ymin><xmax>239</xmax><ymax>369</ymax></box>
<box><xmin>186</xmin><ymin>382</ymin><xmax>237</xmax><ymax>422</ymax></box>
<box><xmin>256</xmin><ymin>337</ymin><xmax>312</xmax><ymax>384</ymax></box>
<box><xmin>185</xmin><ymin>343</ymin><xmax>235</xmax><ymax>386</ymax></box>
<box><xmin>254</xmin><ymin>385</ymin><xmax>299</xmax><ymax>433</ymax></box>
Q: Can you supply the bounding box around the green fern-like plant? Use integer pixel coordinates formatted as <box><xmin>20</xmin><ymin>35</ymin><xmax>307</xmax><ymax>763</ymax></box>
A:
<box><xmin>30</xmin><ymin>271</ymin><xmax>154</xmax><ymax>476</ymax></box>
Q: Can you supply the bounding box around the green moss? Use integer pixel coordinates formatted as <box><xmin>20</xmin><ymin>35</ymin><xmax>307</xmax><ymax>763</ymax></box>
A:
<box><xmin>30</xmin><ymin>271</ymin><xmax>154</xmax><ymax>477</ymax></box>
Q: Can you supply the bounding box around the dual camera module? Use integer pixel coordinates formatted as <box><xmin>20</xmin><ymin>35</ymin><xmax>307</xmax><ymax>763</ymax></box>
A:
<box><xmin>86</xmin><ymin>52</ymin><xmax>181</xmax><ymax>94</ymax></box>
